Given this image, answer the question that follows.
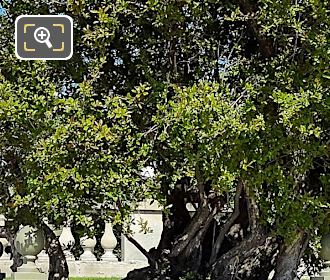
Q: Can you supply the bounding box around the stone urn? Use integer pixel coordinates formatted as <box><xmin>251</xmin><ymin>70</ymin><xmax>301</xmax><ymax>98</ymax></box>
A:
<box><xmin>14</xmin><ymin>225</ymin><xmax>45</xmax><ymax>274</ymax></box>
<box><xmin>100</xmin><ymin>222</ymin><xmax>118</xmax><ymax>261</ymax></box>
<box><xmin>320</xmin><ymin>234</ymin><xmax>330</xmax><ymax>277</ymax></box>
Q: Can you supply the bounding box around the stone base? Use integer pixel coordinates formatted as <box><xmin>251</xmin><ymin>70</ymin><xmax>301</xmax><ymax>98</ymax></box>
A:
<box><xmin>80</xmin><ymin>252</ymin><xmax>97</xmax><ymax>262</ymax></box>
<box><xmin>102</xmin><ymin>251</ymin><xmax>118</xmax><ymax>262</ymax></box>
<box><xmin>0</xmin><ymin>260</ymin><xmax>13</xmax><ymax>276</ymax></box>
<box><xmin>34</xmin><ymin>259</ymin><xmax>148</xmax><ymax>278</ymax></box>
<box><xmin>72</xmin><ymin>261</ymin><xmax>148</xmax><ymax>278</ymax></box>
<box><xmin>12</xmin><ymin>271</ymin><xmax>47</xmax><ymax>280</ymax></box>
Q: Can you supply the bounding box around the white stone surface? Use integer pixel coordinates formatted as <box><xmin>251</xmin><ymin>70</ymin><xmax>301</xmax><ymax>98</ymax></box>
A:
<box><xmin>0</xmin><ymin>260</ymin><xmax>12</xmax><ymax>275</ymax></box>
<box><xmin>33</xmin><ymin>258</ymin><xmax>147</xmax><ymax>279</ymax></box>
<box><xmin>0</xmin><ymin>238</ymin><xmax>10</xmax><ymax>261</ymax></box>
<box><xmin>70</xmin><ymin>260</ymin><xmax>148</xmax><ymax>278</ymax></box>
<box><xmin>122</xmin><ymin>200</ymin><xmax>163</xmax><ymax>262</ymax></box>
<box><xmin>0</xmin><ymin>216</ymin><xmax>6</xmax><ymax>227</ymax></box>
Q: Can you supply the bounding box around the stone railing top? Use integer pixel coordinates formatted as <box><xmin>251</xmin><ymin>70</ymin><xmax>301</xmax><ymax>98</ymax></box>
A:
<box><xmin>135</xmin><ymin>200</ymin><xmax>196</xmax><ymax>212</ymax></box>
<box><xmin>135</xmin><ymin>200</ymin><xmax>162</xmax><ymax>211</ymax></box>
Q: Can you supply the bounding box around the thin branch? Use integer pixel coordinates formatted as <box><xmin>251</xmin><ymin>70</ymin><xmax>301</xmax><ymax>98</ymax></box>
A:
<box><xmin>195</xmin><ymin>164</ymin><xmax>207</xmax><ymax>205</ymax></box>
<box><xmin>209</xmin><ymin>179</ymin><xmax>244</xmax><ymax>266</ymax></box>
<box><xmin>143</xmin><ymin>125</ymin><xmax>158</xmax><ymax>136</ymax></box>
<box><xmin>124</xmin><ymin>233</ymin><xmax>158</xmax><ymax>269</ymax></box>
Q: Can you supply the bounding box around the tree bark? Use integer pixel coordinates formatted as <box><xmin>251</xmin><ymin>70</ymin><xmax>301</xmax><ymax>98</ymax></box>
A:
<box><xmin>272</xmin><ymin>231</ymin><xmax>309</xmax><ymax>280</ymax></box>
<box><xmin>42</xmin><ymin>223</ymin><xmax>69</xmax><ymax>280</ymax></box>
<box><xmin>209</xmin><ymin>180</ymin><xmax>243</xmax><ymax>265</ymax></box>
<box><xmin>4</xmin><ymin>228</ymin><xmax>22</xmax><ymax>272</ymax></box>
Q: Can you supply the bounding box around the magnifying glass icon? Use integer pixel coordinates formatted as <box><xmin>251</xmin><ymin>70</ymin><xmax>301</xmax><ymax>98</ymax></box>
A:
<box><xmin>34</xmin><ymin>27</ymin><xmax>53</xmax><ymax>48</ymax></box>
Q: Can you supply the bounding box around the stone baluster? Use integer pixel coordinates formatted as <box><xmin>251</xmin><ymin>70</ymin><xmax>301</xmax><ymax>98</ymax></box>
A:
<box><xmin>12</xmin><ymin>225</ymin><xmax>46</xmax><ymax>280</ymax></box>
<box><xmin>59</xmin><ymin>224</ymin><xmax>75</xmax><ymax>261</ymax></box>
<box><xmin>80</xmin><ymin>236</ymin><xmax>97</xmax><ymax>261</ymax></box>
<box><xmin>101</xmin><ymin>222</ymin><xmax>118</xmax><ymax>261</ymax></box>
<box><xmin>0</xmin><ymin>237</ymin><xmax>10</xmax><ymax>261</ymax></box>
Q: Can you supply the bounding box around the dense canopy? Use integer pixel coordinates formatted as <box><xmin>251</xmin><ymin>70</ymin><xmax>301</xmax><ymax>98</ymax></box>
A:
<box><xmin>0</xmin><ymin>0</ymin><xmax>329</xmax><ymax>280</ymax></box>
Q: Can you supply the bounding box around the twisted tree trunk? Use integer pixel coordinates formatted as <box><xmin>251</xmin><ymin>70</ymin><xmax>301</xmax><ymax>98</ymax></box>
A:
<box><xmin>42</xmin><ymin>223</ymin><xmax>69</xmax><ymax>280</ymax></box>
<box><xmin>124</xmin><ymin>181</ymin><xmax>282</xmax><ymax>280</ymax></box>
<box><xmin>273</xmin><ymin>231</ymin><xmax>309</xmax><ymax>280</ymax></box>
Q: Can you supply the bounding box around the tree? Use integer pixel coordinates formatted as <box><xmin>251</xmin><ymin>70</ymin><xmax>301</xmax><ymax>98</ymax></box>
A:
<box><xmin>0</xmin><ymin>61</ymin><xmax>155</xmax><ymax>278</ymax></box>
<box><xmin>0</xmin><ymin>0</ymin><xmax>329</xmax><ymax>280</ymax></box>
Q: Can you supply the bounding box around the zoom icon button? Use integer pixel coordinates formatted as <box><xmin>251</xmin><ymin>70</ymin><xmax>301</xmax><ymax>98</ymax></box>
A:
<box><xmin>15</xmin><ymin>15</ymin><xmax>73</xmax><ymax>60</ymax></box>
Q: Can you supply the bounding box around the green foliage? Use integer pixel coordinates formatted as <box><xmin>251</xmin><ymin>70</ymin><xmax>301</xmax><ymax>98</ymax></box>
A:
<box><xmin>0</xmin><ymin>62</ymin><xmax>156</xmax><ymax>232</ymax></box>
<box><xmin>0</xmin><ymin>0</ymin><xmax>329</xmax><ymax>274</ymax></box>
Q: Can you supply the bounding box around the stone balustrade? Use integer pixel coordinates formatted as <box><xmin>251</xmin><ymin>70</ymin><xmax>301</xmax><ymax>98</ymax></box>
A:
<box><xmin>0</xmin><ymin>204</ymin><xmax>327</xmax><ymax>279</ymax></box>
<box><xmin>0</xmin><ymin>200</ymin><xmax>160</xmax><ymax>279</ymax></box>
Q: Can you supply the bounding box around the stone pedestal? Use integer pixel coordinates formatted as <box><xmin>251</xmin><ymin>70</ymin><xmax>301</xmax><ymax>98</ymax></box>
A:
<box><xmin>37</xmin><ymin>249</ymin><xmax>48</xmax><ymax>262</ymax></box>
<box><xmin>13</xmin><ymin>255</ymin><xmax>46</xmax><ymax>280</ymax></box>
<box><xmin>12</xmin><ymin>225</ymin><xmax>47</xmax><ymax>280</ymax></box>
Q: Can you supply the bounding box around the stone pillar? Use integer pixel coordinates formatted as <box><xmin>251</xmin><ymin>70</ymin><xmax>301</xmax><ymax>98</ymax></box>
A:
<box><xmin>59</xmin><ymin>225</ymin><xmax>75</xmax><ymax>261</ymax></box>
<box><xmin>311</xmin><ymin>234</ymin><xmax>330</xmax><ymax>280</ymax></box>
<box><xmin>0</xmin><ymin>237</ymin><xmax>10</xmax><ymax>261</ymax></box>
<box><xmin>320</xmin><ymin>234</ymin><xmax>330</xmax><ymax>279</ymax></box>
<box><xmin>12</xmin><ymin>225</ymin><xmax>47</xmax><ymax>280</ymax></box>
<box><xmin>101</xmin><ymin>222</ymin><xmax>118</xmax><ymax>261</ymax></box>
<box><xmin>80</xmin><ymin>236</ymin><xmax>97</xmax><ymax>261</ymax></box>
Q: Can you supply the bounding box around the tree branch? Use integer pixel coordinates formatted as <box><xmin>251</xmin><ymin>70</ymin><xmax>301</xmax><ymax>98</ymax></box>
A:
<box><xmin>169</xmin><ymin>203</ymin><xmax>211</xmax><ymax>258</ymax></box>
<box><xmin>236</xmin><ymin>0</ymin><xmax>275</xmax><ymax>58</ymax></box>
<box><xmin>124</xmin><ymin>233</ymin><xmax>158</xmax><ymax>269</ymax></box>
<box><xmin>195</xmin><ymin>164</ymin><xmax>207</xmax><ymax>205</ymax></box>
<box><xmin>209</xmin><ymin>179</ymin><xmax>244</xmax><ymax>266</ymax></box>
<box><xmin>245</xmin><ymin>183</ymin><xmax>259</xmax><ymax>233</ymax></box>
